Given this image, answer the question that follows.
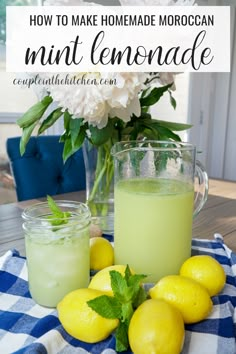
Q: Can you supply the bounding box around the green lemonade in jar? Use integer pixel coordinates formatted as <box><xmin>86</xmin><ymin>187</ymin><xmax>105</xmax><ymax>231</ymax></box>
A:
<box><xmin>23</xmin><ymin>201</ymin><xmax>91</xmax><ymax>308</ymax></box>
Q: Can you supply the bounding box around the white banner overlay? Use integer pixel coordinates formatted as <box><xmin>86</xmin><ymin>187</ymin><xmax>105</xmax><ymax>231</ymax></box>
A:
<box><xmin>6</xmin><ymin>6</ymin><xmax>230</xmax><ymax>73</ymax></box>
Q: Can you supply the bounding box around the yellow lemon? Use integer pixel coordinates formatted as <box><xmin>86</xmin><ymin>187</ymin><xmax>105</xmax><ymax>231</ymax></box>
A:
<box><xmin>57</xmin><ymin>288</ymin><xmax>119</xmax><ymax>343</ymax></box>
<box><xmin>90</xmin><ymin>237</ymin><xmax>114</xmax><ymax>271</ymax></box>
<box><xmin>149</xmin><ymin>275</ymin><xmax>213</xmax><ymax>324</ymax></box>
<box><xmin>89</xmin><ymin>264</ymin><xmax>133</xmax><ymax>296</ymax></box>
<box><xmin>128</xmin><ymin>299</ymin><xmax>185</xmax><ymax>354</ymax></box>
<box><xmin>180</xmin><ymin>255</ymin><xmax>226</xmax><ymax>296</ymax></box>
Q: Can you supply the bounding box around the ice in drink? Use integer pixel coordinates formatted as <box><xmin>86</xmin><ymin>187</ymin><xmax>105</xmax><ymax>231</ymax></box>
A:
<box><xmin>25</xmin><ymin>224</ymin><xmax>90</xmax><ymax>307</ymax></box>
<box><xmin>23</xmin><ymin>201</ymin><xmax>91</xmax><ymax>308</ymax></box>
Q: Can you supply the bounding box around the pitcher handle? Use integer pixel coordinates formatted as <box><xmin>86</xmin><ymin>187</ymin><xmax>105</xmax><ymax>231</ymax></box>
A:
<box><xmin>193</xmin><ymin>160</ymin><xmax>209</xmax><ymax>218</ymax></box>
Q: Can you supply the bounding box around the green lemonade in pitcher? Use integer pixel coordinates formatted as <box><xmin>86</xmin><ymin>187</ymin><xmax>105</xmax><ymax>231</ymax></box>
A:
<box><xmin>114</xmin><ymin>178</ymin><xmax>194</xmax><ymax>283</ymax></box>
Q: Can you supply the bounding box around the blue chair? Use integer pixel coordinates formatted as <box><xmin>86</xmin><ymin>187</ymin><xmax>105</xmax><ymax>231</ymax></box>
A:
<box><xmin>6</xmin><ymin>136</ymin><xmax>86</xmax><ymax>201</ymax></box>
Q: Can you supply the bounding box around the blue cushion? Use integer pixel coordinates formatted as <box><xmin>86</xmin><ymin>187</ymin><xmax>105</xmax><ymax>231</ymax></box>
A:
<box><xmin>6</xmin><ymin>136</ymin><xmax>86</xmax><ymax>201</ymax></box>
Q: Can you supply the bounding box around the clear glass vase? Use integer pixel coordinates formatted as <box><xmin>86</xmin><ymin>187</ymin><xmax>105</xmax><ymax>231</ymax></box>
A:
<box><xmin>82</xmin><ymin>139</ymin><xmax>114</xmax><ymax>234</ymax></box>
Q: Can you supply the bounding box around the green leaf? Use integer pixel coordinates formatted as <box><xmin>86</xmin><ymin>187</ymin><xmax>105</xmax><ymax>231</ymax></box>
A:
<box><xmin>157</xmin><ymin>120</ymin><xmax>192</xmax><ymax>132</ymax></box>
<box><xmin>124</xmin><ymin>264</ymin><xmax>133</xmax><ymax>282</ymax></box>
<box><xmin>89</xmin><ymin>119</ymin><xmax>113</xmax><ymax>146</ymax></box>
<box><xmin>61</xmin><ymin>112</ymin><xmax>86</xmax><ymax>162</ymax></box>
<box><xmin>59</xmin><ymin>130</ymin><xmax>67</xmax><ymax>143</ymax></box>
<box><xmin>62</xmin><ymin>137</ymin><xmax>74</xmax><ymax>162</ymax></box>
<box><xmin>121</xmin><ymin>302</ymin><xmax>133</xmax><ymax>323</ymax></box>
<box><xmin>110</xmin><ymin>270</ymin><xmax>130</xmax><ymax>302</ymax></box>
<box><xmin>17</xmin><ymin>96</ymin><xmax>53</xmax><ymax>128</ymax></box>
<box><xmin>142</xmin><ymin>128</ymin><xmax>159</xmax><ymax>140</ymax></box>
<box><xmin>156</xmin><ymin>125</ymin><xmax>181</xmax><ymax>141</ymax></box>
<box><xmin>116</xmin><ymin>322</ymin><xmax>129</xmax><ymax>352</ymax></box>
<box><xmin>140</xmin><ymin>83</ymin><xmax>173</xmax><ymax>107</ymax></box>
<box><xmin>127</xmin><ymin>274</ymin><xmax>147</xmax><ymax>305</ymax></box>
<box><xmin>19</xmin><ymin>121</ymin><xmax>38</xmax><ymax>155</ymax></box>
<box><xmin>87</xmin><ymin>265</ymin><xmax>148</xmax><ymax>353</ymax></box>
<box><xmin>63</xmin><ymin>211</ymin><xmax>72</xmax><ymax>218</ymax></box>
<box><xmin>62</xmin><ymin>127</ymin><xmax>86</xmax><ymax>162</ymax></box>
<box><xmin>87</xmin><ymin>295</ymin><xmax>121</xmax><ymax>319</ymax></box>
<box><xmin>70</xmin><ymin>118</ymin><xmax>83</xmax><ymax>146</ymax></box>
<box><xmin>38</xmin><ymin>108</ymin><xmax>63</xmax><ymax>135</ymax></box>
<box><xmin>47</xmin><ymin>195</ymin><xmax>63</xmax><ymax>217</ymax></box>
<box><xmin>46</xmin><ymin>195</ymin><xmax>71</xmax><ymax>226</ymax></box>
<box><xmin>140</xmin><ymin>87</ymin><xmax>150</xmax><ymax>98</ymax></box>
<box><xmin>127</xmin><ymin>274</ymin><xmax>147</xmax><ymax>289</ymax></box>
<box><xmin>169</xmin><ymin>92</ymin><xmax>177</xmax><ymax>110</ymax></box>
<box><xmin>149</xmin><ymin>122</ymin><xmax>181</xmax><ymax>141</ymax></box>
<box><xmin>133</xmin><ymin>286</ymin><xmax>148</xmax><ymax>309</ymax></box>
<box><xmin>64</xmin><ymin>111</ymin><xmax>72</xmax><ymax>130</ymax></box>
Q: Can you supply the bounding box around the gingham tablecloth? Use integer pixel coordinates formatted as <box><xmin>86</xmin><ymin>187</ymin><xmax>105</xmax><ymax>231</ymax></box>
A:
<box><xmin>0</xmin><ymin>234</ymin><xmax>236</xmax><ymax>354</ymax></box>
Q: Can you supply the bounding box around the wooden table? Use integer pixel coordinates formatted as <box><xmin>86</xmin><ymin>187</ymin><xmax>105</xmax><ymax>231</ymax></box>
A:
<box><xmin>0</xmin><ymin>179</ymin><xmax>236</xmax><ymax>257</ymax></box>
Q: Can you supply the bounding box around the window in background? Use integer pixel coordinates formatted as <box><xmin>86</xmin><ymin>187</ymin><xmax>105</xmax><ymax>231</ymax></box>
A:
<box><xmin>0</xmin><ymin>0</ymin><xmax>40</xmax><ymax>114</ymax></box>
<box><xmin>0</xmin><ymin>0</ymin><xmax>41</xmax><ymax>161</ymax></box>
<box><xmin>0</xmin><ymin>1</ymin><xmax>43</xmax><ymax>204</ymax></box>
<box><xmin>150</xmin><ymin>73</ymin><xmax>190</xmax><ymax>141</ymax></box>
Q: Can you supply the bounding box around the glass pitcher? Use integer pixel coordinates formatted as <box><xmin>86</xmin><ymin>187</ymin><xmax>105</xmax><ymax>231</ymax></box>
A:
<box><xmin>111</xmin><ymin>141</ymin><xmax>208</xmax><ymax>283</ymax></box>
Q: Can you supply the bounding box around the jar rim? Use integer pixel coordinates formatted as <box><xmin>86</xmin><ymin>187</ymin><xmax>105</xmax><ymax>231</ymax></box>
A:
<box><xmin>22</xmin><ymin>200</ymin><xmax>91</xmax><ymax>223</ymax></box>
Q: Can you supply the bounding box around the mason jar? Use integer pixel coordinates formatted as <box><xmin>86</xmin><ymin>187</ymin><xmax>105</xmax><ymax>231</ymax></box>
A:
<box><xmin>22</xmin><ymin>201</ymin><xmax>91</xmax><ymax>308</ymax></box>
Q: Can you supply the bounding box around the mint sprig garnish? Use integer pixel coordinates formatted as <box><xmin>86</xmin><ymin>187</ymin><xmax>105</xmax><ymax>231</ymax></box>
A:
<box><xmin>47</xmin><ymin>195</ymin><xmax>71</xmax><ymax>226</ymax></box>
<box><xmin>87</xmin><ymin>265</ymin><xmax>147</xmax><ymax>352</ymax></box>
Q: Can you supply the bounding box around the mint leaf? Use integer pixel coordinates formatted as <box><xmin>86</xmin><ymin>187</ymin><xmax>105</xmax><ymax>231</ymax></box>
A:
<box><xmin>127</xmin><ymin>273</ymin><xmax>147</xmax><ymax>287</ymax></box>
<box><xmin>110</xmin><ymin>270</ymin><xmax>129</xmax><ymax>302</ymax></box>
<box><xmin>116</xmin><ymin>322</ymin><xmax>129</xmax><ymax>352</ymax></box>
<box><xmin>46</xmin><ymin>195</ymin><xmax>71</xmax><ymax>226</ymax></box>
<box><xmin>121</xmin><ymin>302</ymin><xmax>133</xmax><ymax>323</ymax></box>
<box><xmin>87</xmin><ymin>265</ymin><xmax>148</xmax><ymax>352</ymax></box>
<box><xmin>63</xmin><ymin>211</ymin><xmax>72</xmax><ymax>219</ymax></box>
<box><xmin>127</xmin><ymin>274</ymin><xmax>147</xmax><ymax>294</ymax></box>
<box><xmin>133</xmin><ymin>285</ymin><xmax>148</xmax><ymax>309</ymax></box>
<box><xmin>47</xmin><ymin>195</ymin><xmax>63</xmax><ymax>217</ymax></box>
<box><xmin>46</xmin><ymin>215</ymin><xmax>65</xmax><ymax>226</ymax></box>
<box><xmin>87</xmin><ymin>295</ymin><xmax>121</xmax><ymax>319</ymax></box>
<box><xmin>124</xmin><ymin>264</ymin><xmax>133</xmax><ymax>281</ymax></box>
<box><xmin>124</xmin><ymin>267</ymin><xmax>147</xmax><ymax>304</ymax></box>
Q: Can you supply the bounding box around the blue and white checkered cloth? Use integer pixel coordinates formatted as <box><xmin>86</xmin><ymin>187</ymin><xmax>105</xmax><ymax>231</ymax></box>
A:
<box><xmin>0</xmin><ymin>234</ymin><xmax>236</xmax><ymax>354</ymax></box>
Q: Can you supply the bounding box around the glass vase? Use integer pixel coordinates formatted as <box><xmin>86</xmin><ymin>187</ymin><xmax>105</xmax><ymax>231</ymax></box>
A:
<box><xmin>82</xmin><ymin>139</ymin><xmax>114</xmax><ymax>234</ymax></box>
